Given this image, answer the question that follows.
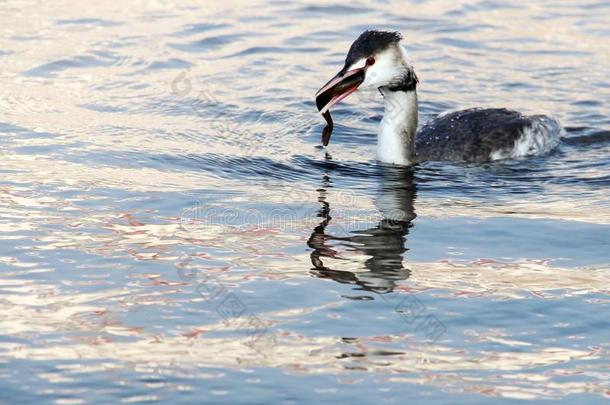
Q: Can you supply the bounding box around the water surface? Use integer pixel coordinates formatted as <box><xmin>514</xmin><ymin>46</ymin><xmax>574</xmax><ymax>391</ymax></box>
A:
<box><xmin>1</xmin><ymin>0</ymin><xmax>609</xmax><ymax>403</ymax></box>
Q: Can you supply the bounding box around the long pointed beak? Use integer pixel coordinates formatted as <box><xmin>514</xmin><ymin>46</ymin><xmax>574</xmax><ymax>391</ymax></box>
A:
<box><xmin>315</xmin><ymin>68</ymin><xmax>365</xmax><ymax>115</ymax></box>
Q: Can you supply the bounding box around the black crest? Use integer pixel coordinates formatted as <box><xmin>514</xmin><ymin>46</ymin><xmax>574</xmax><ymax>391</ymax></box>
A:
<box><xmin>345</xmin><ymin>30</ymin><xmax>403</xmax><ymax>66</ymax></box>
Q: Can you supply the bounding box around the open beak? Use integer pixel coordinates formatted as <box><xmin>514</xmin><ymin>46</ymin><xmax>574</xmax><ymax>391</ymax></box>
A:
<box><xmin>315</xmin><ymin>68</ymin><xmax>365</xmax><ymax>115</ymax></box>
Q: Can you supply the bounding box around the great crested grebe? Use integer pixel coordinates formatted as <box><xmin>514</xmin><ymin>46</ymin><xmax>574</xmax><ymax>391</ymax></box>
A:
<box><xmin>315</xmin><ymin>30</ymin><xmax>563</xmax><ymax>165</ymax></box>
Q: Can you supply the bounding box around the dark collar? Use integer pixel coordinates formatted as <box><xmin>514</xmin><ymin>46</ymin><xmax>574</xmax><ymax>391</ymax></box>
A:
<box><xmin>387</xmin><ymin>69</ymin><xmax>418</xmax><ymax>92</ymax></box>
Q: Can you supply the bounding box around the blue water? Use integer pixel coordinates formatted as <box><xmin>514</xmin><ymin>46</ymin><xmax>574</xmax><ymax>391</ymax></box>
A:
<box><xmin>1</xmin><ymin>0</ymin><xmax>609</xmax><ymax>404</ymax></box>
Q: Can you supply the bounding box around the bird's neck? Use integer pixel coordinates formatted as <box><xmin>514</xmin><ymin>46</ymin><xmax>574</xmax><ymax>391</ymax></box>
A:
<box><xmin>377</xmin><ymin>87</ymin><xmax>418</xmax><ymax>166</ymax></box>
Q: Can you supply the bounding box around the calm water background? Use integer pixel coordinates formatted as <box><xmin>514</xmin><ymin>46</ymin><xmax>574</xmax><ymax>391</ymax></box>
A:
<box><xmin>1</xmin><ymin>0</ymin><xmax>610</xmax><ymax>403</ymax></box>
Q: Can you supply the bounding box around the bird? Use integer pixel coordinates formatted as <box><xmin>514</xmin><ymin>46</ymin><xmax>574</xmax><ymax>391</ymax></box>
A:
<box><xmin>315</xmin><ymin>30</ymin><xmax>563</xmax><ymax>166</ymax></box>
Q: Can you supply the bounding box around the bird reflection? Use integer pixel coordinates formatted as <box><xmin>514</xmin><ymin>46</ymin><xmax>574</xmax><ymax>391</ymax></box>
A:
<box><xmin>307</xmin><ymin>166</ymin><xmax>417</xmax><ymax>293</ymax></box>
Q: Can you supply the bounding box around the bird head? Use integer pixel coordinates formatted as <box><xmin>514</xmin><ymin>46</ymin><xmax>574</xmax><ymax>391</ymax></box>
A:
<box><xmin>315</xmin><ymin>30</ymin><xmax>417</xmax><ymax>115</ymax></box>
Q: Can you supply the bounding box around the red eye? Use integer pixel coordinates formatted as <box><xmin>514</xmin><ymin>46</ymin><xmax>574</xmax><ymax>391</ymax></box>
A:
<box><xmin>366</xmin><ymin>57</ymin><xmax>375</xmax><ymax>66</ymax></box>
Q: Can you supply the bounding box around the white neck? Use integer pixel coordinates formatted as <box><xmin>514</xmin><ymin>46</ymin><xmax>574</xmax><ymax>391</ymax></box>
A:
<box><xmin>376</xmin><ymin>88</ymin><xmax>418</xmax><ymax>165</ymax></box>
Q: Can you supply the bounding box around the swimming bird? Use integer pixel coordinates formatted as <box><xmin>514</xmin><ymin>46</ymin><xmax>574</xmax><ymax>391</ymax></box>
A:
<box><xmin>315</xmin><ymin>30</ymin><xmax>563</xmax><ymax>165</ymax></box>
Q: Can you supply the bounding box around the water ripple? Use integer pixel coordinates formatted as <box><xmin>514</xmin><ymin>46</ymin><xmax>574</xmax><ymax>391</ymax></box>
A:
<box><xmin>2</xmin><ymin>0</ymin><xmax>609</xmax><ymax>403</ymax></box>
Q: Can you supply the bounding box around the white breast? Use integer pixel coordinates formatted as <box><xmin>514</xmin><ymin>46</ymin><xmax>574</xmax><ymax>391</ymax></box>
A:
<box><xmin>376</xmin><ymin>90</ymin><xmax>418</xmax><ymax>165</ymax></box>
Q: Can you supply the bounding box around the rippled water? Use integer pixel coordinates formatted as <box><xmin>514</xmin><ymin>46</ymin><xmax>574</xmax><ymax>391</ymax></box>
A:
<box><xmin>1</xmin><ymin>0</ymin><xmax>610</xmax><ymax>403</ymax></box>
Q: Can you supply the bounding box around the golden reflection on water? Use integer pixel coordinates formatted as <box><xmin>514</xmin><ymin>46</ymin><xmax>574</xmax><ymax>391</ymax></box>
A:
<box><xmin>0</xmin><ymin>297</ymin><xmax>606</xmax><ymax>400</ymax></box>
<box><xmin>1</xmin><ymin>0</ymin><xmax>609</xmax><ymax>402</ymax></box>
<box><xmin>1</xmin><ymin>155</ymin><xmax>609</xmax><ymax>400</ymax></box>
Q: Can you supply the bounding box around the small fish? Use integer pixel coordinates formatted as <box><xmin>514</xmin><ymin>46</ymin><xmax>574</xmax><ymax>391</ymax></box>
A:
<box><xmin>315</xmin><ymin>67</ymin><xmax>365</xmax><ymax>147</ymax></box>
<box><xmin>321</xmin><ymin>110</ymin><xmax>333</xmax><ymax>146</ymax></box>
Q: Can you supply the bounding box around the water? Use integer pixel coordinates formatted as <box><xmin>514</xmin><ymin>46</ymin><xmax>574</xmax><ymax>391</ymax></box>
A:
<box><xmin>1</xmin><ymin>0</ymin><xmax>609</xmax><ymax>403</ymax></box>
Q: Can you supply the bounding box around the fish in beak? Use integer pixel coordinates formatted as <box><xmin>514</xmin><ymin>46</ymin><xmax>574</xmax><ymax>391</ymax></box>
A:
<box><xmin>315</xmin><ymin>67</ymin><xmax>365</xmax><ymax>146</ymax></box>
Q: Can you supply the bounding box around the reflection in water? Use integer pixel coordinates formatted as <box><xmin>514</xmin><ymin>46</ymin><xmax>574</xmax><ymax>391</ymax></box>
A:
<box><xmin>308</xmin><ymin>166</ymin><xmax>416</xmax><ymax>293</ymax></box>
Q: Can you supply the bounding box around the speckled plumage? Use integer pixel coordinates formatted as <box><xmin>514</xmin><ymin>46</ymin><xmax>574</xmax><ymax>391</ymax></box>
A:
<box><xmin>414</xmin><ymin>108</ymin><xmax>535</xmax><ymax>162</ymax></box>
